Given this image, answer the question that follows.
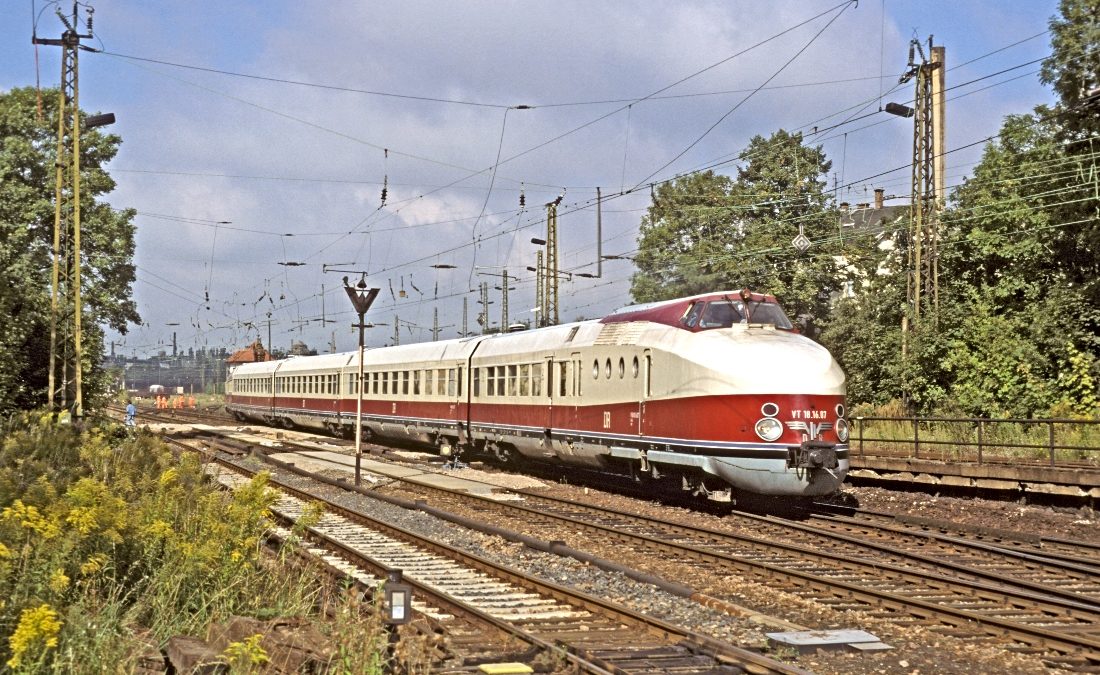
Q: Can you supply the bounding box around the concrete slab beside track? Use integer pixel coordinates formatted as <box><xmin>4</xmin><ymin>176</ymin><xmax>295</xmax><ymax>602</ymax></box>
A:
<box><xmin>177</xmin><ymin>422</ymin><xmax>546</xmax><ymax>496</ymax></box>
<box><xmin>268</xmin><ymin>450</ymin><xmax>529</xmax><ymax>497</ymax></box>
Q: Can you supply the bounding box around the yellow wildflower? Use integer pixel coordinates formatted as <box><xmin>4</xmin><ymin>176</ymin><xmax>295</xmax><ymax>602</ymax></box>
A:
<box><xmin>222</xmin><ymin>634</ymin><xmax>269</xmax><ymax>670</ymax></box>
<box><xmin>48</xmin><ymin>569</ymin><xmax>70</xmax><ymax>594</ymax></box>
<box><xmin>66</xmin><ymin>506</ymin><xmax>99</xmax><ymax>535</ymax></box>
<box><xmin>142</xmin><ymin>519</ymin><xmax>174</xmax><ymax>541</ymax></box>
<box><xmin>79</xmin><ymin>553</ymin><xmax>109</xmax><ymax>576</ymax></box>
<box><xmin>0</xmin><ymin>542</ymin><xmax>10</xmax><ymax>559</ymax></box>
<box><xmin>158</xmin><ymin>467</ymin><xmax>179</xmax><ymax>487</ymax></box>
<box><xmin>7</xmin><ymin>604</ymin><xmax>62</xmax><ymax>668</ymax></box>
<box><xmin>1</xmin><ymin>501</ymin><xmax>60</xmax><ymax>540</ymax></box>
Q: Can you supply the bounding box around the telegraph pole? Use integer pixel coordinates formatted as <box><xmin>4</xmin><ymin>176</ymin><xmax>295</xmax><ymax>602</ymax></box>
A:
<box><xmin>478</xmin><ymin>282</ymin><xmax>490</xmax><ymax>333</ymax></box>
<box><xmin>535</xmin><ymin>250</ymin><xmax>545</xmax><ymax>327</ymax></box>
<box><xmin>892</xmin><ymin>37</ymin><xmax>945</xmax><ymax>357</ymax></box>
<box><xmin>545</xmin><ymin>198</ymin><xmax>561</xmax><ymax>326</ymax></box>
<box><xmin>36</xmin><ymin>2</ymin><xmax>113</xmax><ymax>419</ymax></box>
<box><xmin>500</xmin><ymin>268</ymin><xmax>509</xmax><ymax>330</ymax></box>
<box><xmin>432</xmin><ymin>307</ymin><xmax>440</xmax><ymax>341</ymax></box>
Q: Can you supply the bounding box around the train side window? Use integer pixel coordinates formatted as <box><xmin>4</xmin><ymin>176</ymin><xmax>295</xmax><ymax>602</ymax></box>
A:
<box><xmin>382</xmin><ymin>372</ymin><xmax>389</xmax><ymax>395</ymax></box>
<box><xmin>533</xmin><ymin>362</ymin><xmax>543</xmax><ymax>396</ymax></box>
<box><xmin>592</xmin><ymin>360</ymin><xmax>599</xmax><ymax>380</ymax></box>
<box><xmin>445</xmin><ymin>368</ymin><xmax>454</xmax><ymax>397</ymax></box>
<box><xmin>486</xmin><ymin>367</ymin><xmax>495</xmax><ymax>396</ymax></box>
<box><xmin>496</xmin><ymin>366</ymin><xmax>505</xmax><ymax>397</ymax></box>
<box><xmin>618</xmin><ymin>357</ymin><xmax>625</xmax><ymax>379</ymax></box>
<box><xmin>457</xmin><ymin>366</ymin><xmax>463</xmax><ymax>396</ymax></box>
<box><xmin>605</xmin><ymin>358</ymin><xmax>612</xmax><ymax>379</ymax></box>
<box><xmin>402</xmin><ymin>371</ymin><xmax>409</xmax><ymax>396</ymax></box>
<box><xmin>507</xmin><ymin>365</ymin><xmax>517</xmax><ymax>396</ymax></box>
<box><xmin>558</xmin><ymin>362</ymin><xmax>567</xmax><ymax>397</ymax></box>
<box><xmin>519</xmin><ymin>364</ymin><xmax>529</xmax><ymax>396</ymax></box>
<box><xmin>473</xmin><ymin>367</ymin><xmax>480</xmax><ymax>397</ymax></box>
<box><xmin>435</xmin><ymin>369</ymin><xmax>444</xmax><ymax>396</ymax></box>
<box><xmin>574</xmin><ymin>359</ymin><xmax>583</xmax><ymax>396</ymax></box>
<box><xmin>413</xmin><ymin>371</ymin><xmax>420</xmax><ymax>396</ymax></box>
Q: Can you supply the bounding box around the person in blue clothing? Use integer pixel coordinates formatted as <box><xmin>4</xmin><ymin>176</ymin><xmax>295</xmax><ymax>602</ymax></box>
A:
<box><xmin>125</xmin><ymin>400</ymin><xmax>136</xmax><ymax>427</ymax></box>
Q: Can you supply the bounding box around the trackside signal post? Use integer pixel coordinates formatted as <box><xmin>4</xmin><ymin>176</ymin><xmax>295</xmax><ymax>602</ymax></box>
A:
<box><xmin>35</xmin><ymin>2</ymin><xmax>114</xmax><ymax>419</ymax></box>
<box><xmin>343</xmin><ymin>275</ymin><xmax>380</xmax><ymax>486</ymax></box>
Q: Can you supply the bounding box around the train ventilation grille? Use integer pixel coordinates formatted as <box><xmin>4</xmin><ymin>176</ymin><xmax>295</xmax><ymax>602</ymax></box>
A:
<box><xmin>594</xmin><ymin>322</ymin><xmax>646</xmax><ymax>345</ymax></box>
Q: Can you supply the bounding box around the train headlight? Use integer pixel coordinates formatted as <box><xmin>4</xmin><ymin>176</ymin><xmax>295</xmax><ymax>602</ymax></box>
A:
<box><xmin>835</xmin><ymin>418</ymin><xmax>849</xmax><ymax>443</ymax></box>
<box><xmin>755</xmin><ymin>417</ymin><xmax>784</xmax><ymax>442</ymax></box>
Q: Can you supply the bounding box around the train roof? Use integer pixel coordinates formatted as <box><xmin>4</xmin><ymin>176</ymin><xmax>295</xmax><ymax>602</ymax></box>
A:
<box><xmin>601</xmin><ymin>290</ymin><xmax>779</xmax><ymax>327</ymax></box>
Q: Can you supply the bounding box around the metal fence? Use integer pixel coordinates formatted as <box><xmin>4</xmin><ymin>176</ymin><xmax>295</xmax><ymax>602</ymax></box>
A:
<box><xmin>850</xmin><ymin>416</ymin><xmax>1100</xmax><ymax>468</ymax></box>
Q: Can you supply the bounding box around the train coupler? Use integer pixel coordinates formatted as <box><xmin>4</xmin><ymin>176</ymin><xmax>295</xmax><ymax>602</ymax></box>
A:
<box><xmin>787</xmin><ymin>440</ymin><xmax>838</xmax><ymax>470</ymax></box>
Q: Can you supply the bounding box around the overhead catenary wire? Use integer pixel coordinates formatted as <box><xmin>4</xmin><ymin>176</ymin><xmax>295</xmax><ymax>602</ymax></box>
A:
<box><xmin>632</xmin><ymin>0</ymin><xmax>855</xmax><ymax>189</ymax></box>
<box><xmin>94</xmin><ymin>14</ymin><xmax>1073</xmax><ymax>353</ymax></box>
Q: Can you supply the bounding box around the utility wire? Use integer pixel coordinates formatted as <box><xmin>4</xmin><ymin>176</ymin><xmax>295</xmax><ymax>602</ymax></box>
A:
<box><xmin>633</xmin><ymin>0</ymin><xmax>854</xmax><ymax>188</ymax></box>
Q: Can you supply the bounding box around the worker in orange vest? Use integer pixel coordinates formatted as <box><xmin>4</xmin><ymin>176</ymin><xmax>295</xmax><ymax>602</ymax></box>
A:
<box><xmin>188</xmin><ymin>395</ymin><xmax>196</xmax><ymax>409</ymax></box>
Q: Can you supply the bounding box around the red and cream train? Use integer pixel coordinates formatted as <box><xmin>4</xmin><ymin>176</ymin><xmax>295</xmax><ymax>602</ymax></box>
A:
<box><xmin>225</xmin><ymin>290</ymin><xmax>849</xmax><ymax>500</ymax></box>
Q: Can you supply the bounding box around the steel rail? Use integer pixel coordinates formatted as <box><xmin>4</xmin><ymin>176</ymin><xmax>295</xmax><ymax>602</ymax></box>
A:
<box><xmin>191</xmin><ymin>440</ymin><xmax>805</xmax><ymax>675</ymax></box>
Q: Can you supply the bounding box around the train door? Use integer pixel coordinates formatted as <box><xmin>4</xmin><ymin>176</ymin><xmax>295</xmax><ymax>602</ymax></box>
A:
<box><xmin>639</xmin><ymin>349</ymin><xmax>652</xmax><ymax>435</ymax></box>
<box><xmin>543</xmin><ymin>357</ymin><xmax>554</xmax><ymax>432</ymax></box>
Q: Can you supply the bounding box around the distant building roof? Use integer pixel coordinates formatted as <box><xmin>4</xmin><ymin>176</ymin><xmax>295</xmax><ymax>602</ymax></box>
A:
<box><xmin>841</xmin><ymin>203</ymin><xmax>908</xmax><ymax>234</ymax></box>
<box><xmin>226</xmin><ymin>340</ymin><xmax>272</xmax><ymax>364</ymax></box>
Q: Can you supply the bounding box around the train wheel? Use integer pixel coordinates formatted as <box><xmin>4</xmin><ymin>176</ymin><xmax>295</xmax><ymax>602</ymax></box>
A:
<box><xmin>487</xmin><ymin>441</ymin><xmax>514</xmax><ymax>464</ymax></box>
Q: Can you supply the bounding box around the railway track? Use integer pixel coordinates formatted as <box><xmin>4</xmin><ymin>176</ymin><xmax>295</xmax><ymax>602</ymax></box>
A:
<box><xmin>809</xmin><ymin>501</ymin><xmax>1100</xmax><ymax>570</ymax></box>
<box><xmin>172</xmin><ymin>436</ymin><xmax>804</xmax><ymax>674</ymax></box>
<box><xmin>235</xmin><ymin>444</ymin><xmax>1100</xmax><ymax>669</ymax></box>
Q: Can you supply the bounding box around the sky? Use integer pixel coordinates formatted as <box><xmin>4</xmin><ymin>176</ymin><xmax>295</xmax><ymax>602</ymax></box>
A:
<box><xmin>0</xmin><ymin>0</ymin><xmax>1061</xmax><ymax>358</ymax></box>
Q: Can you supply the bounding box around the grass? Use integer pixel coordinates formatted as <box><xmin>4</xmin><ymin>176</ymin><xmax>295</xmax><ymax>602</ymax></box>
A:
<box><xmin>0</xmin><ymin>412</ymin><xmax>408</xmax><ymax>673</ymax></box>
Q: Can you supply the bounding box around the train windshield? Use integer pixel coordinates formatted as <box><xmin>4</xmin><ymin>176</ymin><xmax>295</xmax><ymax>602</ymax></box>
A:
<box><xmin>689</xmin><ymin>299</ymin><xmax>794</xmax><ymax>330</ymax></box>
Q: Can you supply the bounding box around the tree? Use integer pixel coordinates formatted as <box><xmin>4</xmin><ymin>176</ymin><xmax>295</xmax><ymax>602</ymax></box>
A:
<box><xmin>631</xmin><ymin>130</ymin><xmax>857</xmax><ymax>331</ymax></box>
<box><xmin>0</xmin><ymin>87</ymin><xmax>139</xmax><ymax>414</ymax></box>
<box><xmin>821</xmin><ymin>0</ymin><xmax>1100</xmax><ymax>416</ymax></box>
<box><xmin>630</xmin><ymin>170</ymin><xmax>735</xmax><ymax>302</ymax></box>
<box><xmin>1040</xmin><ymin>0</ymin><xmax>1100</xmax><ymax>134</ymax></box>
